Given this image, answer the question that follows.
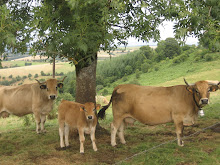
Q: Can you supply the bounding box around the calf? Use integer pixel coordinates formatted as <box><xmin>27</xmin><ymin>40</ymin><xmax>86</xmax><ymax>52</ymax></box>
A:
<box><xmin>58</xmin><ymin>100</ymin><xmax>101</xmax><ymax>153</ymax></box>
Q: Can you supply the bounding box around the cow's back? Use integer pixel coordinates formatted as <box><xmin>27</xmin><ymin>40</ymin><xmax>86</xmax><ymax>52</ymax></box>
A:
<box><xmin>112</xmin><ymin>84</ymin><xmax>195</xmax><ymax>125</ymax></box>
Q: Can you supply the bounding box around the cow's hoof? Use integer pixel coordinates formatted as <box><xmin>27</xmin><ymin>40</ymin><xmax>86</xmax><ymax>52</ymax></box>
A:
<box><xmin>121</xmin><ymin>140</ymin><xmax>126</xmax><ymax>144</ymax></box>
<box><xmin>111</xmin><ymin>142</ymin><xmax>117</xmax><ymax>147</ymax></box>
<box><xmin>93</xmin><ymin>148</ymin><xmax>98</xmax><ymax>152</ymax></box>
<box><xmin>41</xmin><ymin>130</ymin><xmax>47</xmax><ymax>133</ymax></box>
<box><xmin>80</xmin><ymin>151</ymin><xmax>84</xmax><ymax>154</ymax></box>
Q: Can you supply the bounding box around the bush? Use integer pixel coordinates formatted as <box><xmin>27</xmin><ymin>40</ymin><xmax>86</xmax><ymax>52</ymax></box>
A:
<box><xmin>34</xmin><ymin>74</ymin><xmax>39</xmax><ymax>78</ymax></box>
<box><xmin>205</xmin><ymin>54</ymin><xmax>213</xmax><ymax>61</ymax></box>
<box><xmin>141</xmin><ymin>63</ymin><xmax>149</xmax><ymax>73</ymax></box>
<box><xmin>96</xmin><ymin>85</ymin><xmax>104</xmax><ymax>92</ymax></box>
<box><xmin>28</xmin><ymin>73</ymin><xmax>32</xmax><ymax>78</ymax></box>
<box><xmin>102</xmin><ymin>89</ymin><xmax>108</xmax><ymax>96</ymax></box>
<box><xmin>122</xmin><ymin>76</ymin><xmax>128</xmax><ymax>82</ymax></box>
<box><xmin>23</xmin><ymin>75</ymin><xmax>27</xmax><ymax>79</ymax></box>
<box><xmin>125</xmin><ymin>65</ymin><xmax>133</xmax><ymax>75</ymax></box>
<box><xmin>135</xmin><ymin>69</ymin><xmax>141</xmax><ymax>79</ymax></box>
<box><xmin>128</xmin><ymin>79</ymin><xmax>140</xmax><ymax>85</ymax></box>
<box><xmin>41</xmin><ymin>71</ymin><xmax>46</xmax><ymax>76</ymax></box>
<box><xmin>9</xmin><ymin>75</ymin><xmax>13</xmax><ymax>78</ymax></box>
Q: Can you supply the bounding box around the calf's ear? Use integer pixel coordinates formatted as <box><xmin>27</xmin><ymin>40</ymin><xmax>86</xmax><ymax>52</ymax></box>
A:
<box><xmin>210</xmin><ymin>85</ymin><xmax>219</xmax><ymax>92</ymax></box>
<box><xmin>40</xmin><ymin>85</ymin><xmax>47</xmax><ymax>89</ymax></box>
<box><xmin>79</xmin><ymin>105</ymin><xmax>86</xmax><ymax>112</ymax></box>
<box><xmin>57</xmin><ymin>83</ymin><xmax>63</xmax><ymax>88</ymax></box>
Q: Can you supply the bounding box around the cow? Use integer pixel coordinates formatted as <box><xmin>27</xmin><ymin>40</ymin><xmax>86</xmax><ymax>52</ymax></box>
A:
<box><xmin>0</xmin><ymin>77</ymin><xmax>66</xmax><ymax>133</ymax></box>
<box><xmin>96</xmin><ymin>95</ymin><xmax>109</xmax><ymax>104</ymax></box>
<box><xmin>58</xmin><ymin>100</ymin><xmax>101</xmax><ymax>153</ymax></box>
<box><xmin>98</xmin><ymin>79</ymin><xmax>219</xmax><ymax>147</ymax></box>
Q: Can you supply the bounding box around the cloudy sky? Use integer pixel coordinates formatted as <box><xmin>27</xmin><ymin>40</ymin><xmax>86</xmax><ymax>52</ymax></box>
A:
<box><xmin>127</xmin><ymin>21</ymin><xmax>199</xmax><ymax>46</ymax></box>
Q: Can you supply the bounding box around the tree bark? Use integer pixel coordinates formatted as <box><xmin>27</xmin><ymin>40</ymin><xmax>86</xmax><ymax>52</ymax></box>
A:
<box><xmin>52</xmin><ymin>55</ymin><xmax>55</xmax><ymax>78</ymax></box>
<box><xmin>75</xmin><ymin>54</ymin><xmax>97</xmax><ymax>104</ymax></box>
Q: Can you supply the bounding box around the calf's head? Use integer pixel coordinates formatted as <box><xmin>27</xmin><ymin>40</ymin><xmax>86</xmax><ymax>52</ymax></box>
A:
<box><xmin>80</xmin><ymin>103</ymin><xmax>101</xmax><ymax>121</ymax></box>
<box><xmin>184</xmin><ymin>79</ymin><xmax>219</xmax><ymax>106</ymax></box>
<box><xmin>36</xmin><ymin>76</ymin><xmax>66</xmax><ymax>100</ymax></box>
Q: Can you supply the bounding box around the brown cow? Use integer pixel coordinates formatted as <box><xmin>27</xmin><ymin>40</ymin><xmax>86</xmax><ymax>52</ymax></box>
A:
<box><xmin>0</xmin><ymin>77</ymin><xmax>66</xmax><ymax>133</ymax></box>
<box><xmin>98</xmin><ymin>79</ymin><xmax>219</xmax><ymax>147</ymax></box>
<box><xmin>58</xmin><ymin>100</ymin><xmax>101</xmax><ymax>153</ymax></box>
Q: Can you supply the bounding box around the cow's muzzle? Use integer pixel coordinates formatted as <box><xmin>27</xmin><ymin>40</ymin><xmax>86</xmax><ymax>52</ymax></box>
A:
<box><xmin>200</xmin><ymin>98</ymin><xmax>209</xmax><ymax>105</ymax></box>
<box><xmin>88</xmin><ymin>116</ymin><xmax>93</xmax><ymax>120</ymax></box>
<box><xmin>49</xmin><ymin>95</ymin><xmax>56</xmax><ymax>100</ymax></box>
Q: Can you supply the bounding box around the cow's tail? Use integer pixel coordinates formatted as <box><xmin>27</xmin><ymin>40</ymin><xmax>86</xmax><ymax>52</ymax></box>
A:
<box><xmin>98</xmin><ymin>96</ymin><xmax>112</xmax><ymax>120</ymax></box>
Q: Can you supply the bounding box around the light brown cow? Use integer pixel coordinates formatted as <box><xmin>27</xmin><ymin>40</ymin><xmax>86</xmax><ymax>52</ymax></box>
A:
<box><xmin>0</xmin><ymin>77</ymin><xmax>66</xmax><ymax>133</ymax></box>
<box><xmin>98</xmin><ymin>79</ymin><xmax>219</xmax><ymax>147</ymax></box>
<box><xmin>58</xmin><ymin>100</ymin><xmax>101</xmax><ymax>153</ymax></box>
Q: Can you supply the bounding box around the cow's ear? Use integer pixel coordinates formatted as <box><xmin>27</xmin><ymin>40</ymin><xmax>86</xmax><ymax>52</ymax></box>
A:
<box><xmin>96</xmin><ymin>104</ymin><xmax>101</xmax><ymax>110</ymax></box>
<box><xmin>57</xmin><ymin>83</ymin><xmax>63</xmax><ymax>88</ymax></box>
<box><xmin>186</xmin><ymin>86</ymin><xmax>194</xmax><ymax>93</ymax></box>
<box><xmin>210</xmin><ymin>85</ymin><xmax>219</xmax><ymax>92</ymax></box>
<box><xmin>40</xmin><ymin>85</ymin><xmax>47</xmax><ymax>89</ymax></box>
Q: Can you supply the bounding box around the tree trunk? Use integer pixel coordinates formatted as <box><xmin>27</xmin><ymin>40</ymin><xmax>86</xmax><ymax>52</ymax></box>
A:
<box><xmin>75</xmin><ymin>55</ymin><xmax>97</xmax><ymax>104</ymax></box>
<box><xmin>52</xmin><ymin>55</ymin><xmax>55</xmax><ymax>78</ymax></box>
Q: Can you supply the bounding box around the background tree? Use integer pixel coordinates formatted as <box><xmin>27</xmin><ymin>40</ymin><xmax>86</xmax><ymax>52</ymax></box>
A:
<box><xmin>170</xmin><ymin>0</ymin><xmax>220</xmax><ymax>52</ymax></box>
<box><xmin>155</xmin><ymin>38</ymin><xmax>181</xmax><ymax>61</ymax></box>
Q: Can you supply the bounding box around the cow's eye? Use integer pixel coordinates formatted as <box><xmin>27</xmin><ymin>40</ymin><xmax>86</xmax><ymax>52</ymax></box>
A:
<box><xmin>208</xmin><ymin>88</ymin><xmax>211</xmax><ymax>92</ymax></box>
<box><xmin>56</xmin><ymin>86</ymin><xmax>58</xmax><ymax>90</ymax></box>
<box><xmin>195</xmin><ymin>89</ymin><xmax>199</xmax><ymax>94</ymax></box>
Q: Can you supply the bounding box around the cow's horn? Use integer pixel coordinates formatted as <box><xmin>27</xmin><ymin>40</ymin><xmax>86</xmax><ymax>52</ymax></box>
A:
<box><xmin>35</xmin><ymin>79</ymin><xmax>45</xmax><ymax>84</ymax></box>
<box><xmin>60</xmin><ymin>76</ymin><xmax>67</xmax><ymax>82</ymax></box>
<box><xmin>184</xmin><ymin>78</ymin><xmax>189</xmax><ymax>86</ymax></box>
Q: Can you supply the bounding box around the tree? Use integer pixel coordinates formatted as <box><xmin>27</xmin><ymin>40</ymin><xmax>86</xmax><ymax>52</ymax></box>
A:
<box><xmin>28</xmin><ymin>0</ymin><xmax>168</xmax><ymax>104</ymax></box>
<box><xmin>170</xmin><ymin>0</ymin><xmax>220</xmax><ymax>52</ymax></box>
<box><xmin>155</xmin><ymin>38</ymin><xmax>181</xmax><ymax>60</ymax></box>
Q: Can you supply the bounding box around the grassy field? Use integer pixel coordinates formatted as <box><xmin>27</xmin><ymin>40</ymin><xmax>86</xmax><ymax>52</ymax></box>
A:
<box><xmin>0</xmin><ymin>49</ymin><xmax>220</xmax><ymax>164</ymax></box>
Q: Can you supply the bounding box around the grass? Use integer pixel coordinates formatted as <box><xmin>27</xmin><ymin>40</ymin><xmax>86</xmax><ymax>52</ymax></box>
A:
<box><xmin>0</xmin><ymin>50</ymin><xmax>220</xmax><ymax>164</ymax></box>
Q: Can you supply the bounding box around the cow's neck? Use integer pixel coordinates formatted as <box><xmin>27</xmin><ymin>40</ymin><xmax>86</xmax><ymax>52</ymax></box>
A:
<box><xmin>193</xmin><ymin>92</ymin><xmax>202</xmax><ymax>110</ymax></box>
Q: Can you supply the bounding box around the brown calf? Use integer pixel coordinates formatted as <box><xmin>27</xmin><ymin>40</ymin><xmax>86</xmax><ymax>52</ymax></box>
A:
<box><xmin>58</xmin><ymin>100</ymin><xmax>101</xmax><ymax>153</ymax></box>
<box><xmin>98</xmin><ymin>79</ymin><xmax>219</xmax><ymax>147</ymax></box>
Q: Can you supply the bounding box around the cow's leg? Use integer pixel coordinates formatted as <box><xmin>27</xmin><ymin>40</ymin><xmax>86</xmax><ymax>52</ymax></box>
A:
<box><xmin>174</xmin><ymin>120</ymin><xmax>184</xmax><ymax>146</ymax></box>
<box><xmin>34</xmin><ymin>112</ymin><xmax>41</xmax><ymax>134</ymax></box>
<box><xmin>59</xmin><ymin>121</ymin><xmax>65</xmax><ymax>148</ymax></box>
<box><xmin>90</xmin><ymin>126</ymin><xmax>97</xmax><ymax>152</ymax></box>
<box><xmin>40</xmin><ymin>115</ymin><xmax>47</xmax><ymax>133</ymax></box>
<box><xmin>118</xmin><ymin>120</ymin><xmax>126</xmax><ymax>144</ymax></box>
<box><xmin>111</xmin><ymin>118</ymin><xmax>123</xmax><ymax>146</ymax></box>
<box><xmin>64</xmin><ymin>124</ymin><xmax>70</xmax><ymax>147</ymax></box>
<box><xmin>78</xmin><ymin>128</ymin><xmax>85</xmax><ymax>154</ymax></box>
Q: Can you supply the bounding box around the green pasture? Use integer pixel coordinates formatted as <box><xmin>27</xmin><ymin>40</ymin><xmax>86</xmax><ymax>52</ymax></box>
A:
<box><xmin>0</xmin><ymin>50</ymin><xmax>220</xmax><ymax>164</ymax></box>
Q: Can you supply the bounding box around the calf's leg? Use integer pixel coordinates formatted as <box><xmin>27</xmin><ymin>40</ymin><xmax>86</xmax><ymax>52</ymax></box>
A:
<box><xmin>64</xmin><ymin>124</ymin><xmax>70</xmax><ymax>147</ymax></box>
<box><xmin>90</xmin><ymin>126</ymin><xmax>97</xmax><ymax>151</ymax></box>
<box><xmin>59</xmin><ymin>121</ymin><xmax>65</xmax><ymax>148</ymax></box>
<box><xmin>78</xmin><ymin>128</ymin><xmax>85</xmax><ymax>153</ymax></box>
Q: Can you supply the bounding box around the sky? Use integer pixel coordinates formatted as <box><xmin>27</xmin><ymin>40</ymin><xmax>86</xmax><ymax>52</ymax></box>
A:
<box><xmin>127</xmin><ymin>21</ymin><xmax>199</xmax><ymax>47</ymax></box>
